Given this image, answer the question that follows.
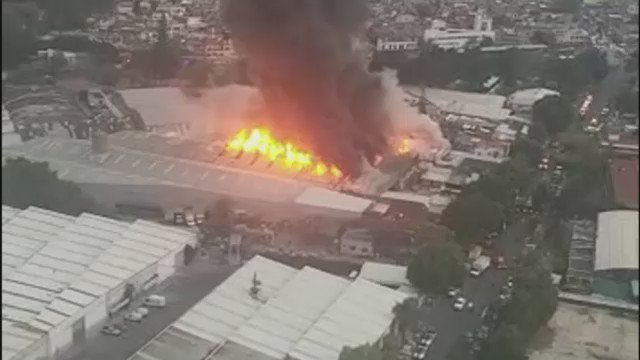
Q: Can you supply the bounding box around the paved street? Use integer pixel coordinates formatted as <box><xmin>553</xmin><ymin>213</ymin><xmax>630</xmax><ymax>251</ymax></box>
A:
<box><xmin>59</xmin><ymin>252</ymin><xmax>238</xmax><ymax>360</ymax></box>
<box><xmin>418</xmin><ymin>220</ymin><xmax>530</xmax><ymax>360</ymax></box>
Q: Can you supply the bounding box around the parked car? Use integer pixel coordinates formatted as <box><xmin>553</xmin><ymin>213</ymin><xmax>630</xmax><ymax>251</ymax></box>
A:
<box><xmin>466</xmin><ymin>301</ymin><xmax>475</xmax><ymax>311</ymax></box>
<box><xmin>124</xmin><ymin>311</ymin><xmax>143</xmax><ymax>322</ymax></box>
<box><xmin>144</xmin><ymin>294</ymin><xmax>166</xmax><ymax>308</ymax></box>
<box><xmin>448</xmin><ymin>287</ymin><xmax>460</xmax><ymax>298</ymax></box>
<box><xmin>495</xmin><ymin>256</ymin><xmax>508</xmax><ymax>270</ymax></box>
<box><xmin>101</xmin><ymin>325</ymin><xmax>122</xmax><ymax>336</ymax></box>
<box><xmin>453</xmin><ymin>297</ymin><xmax>467</xmax><ymax>311</ymax></box>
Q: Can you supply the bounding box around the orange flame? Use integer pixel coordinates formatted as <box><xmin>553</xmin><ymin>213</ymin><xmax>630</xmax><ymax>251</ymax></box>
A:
<box><xmin>226</xmin><ymin>127</ymin><xmax>343</xmax><ymax>179</ymax></box>
<box><xmin>396</xmin><ymin>138</ymin><xmax>411</xmax><ymax>155</ymax></box>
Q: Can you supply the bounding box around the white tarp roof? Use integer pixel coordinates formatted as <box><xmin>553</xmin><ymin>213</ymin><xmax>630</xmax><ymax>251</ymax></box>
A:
<box><xmin>294</xmin><ymin>187</ymin><xmax>373</xmax><ymax>214</ymax></box>
<box><xmin>508</xmin><ymin>88</ymin><xmax>559</xmax><ymax>108</ymax></box>
<box><xmin>359</xmin><ymin>261</ymin><xmax>411</xmax><ymax>288</ymax></box>
<box><xmin>130</xmin><ymin>256</ymin><xmax>409</xmax><ymax>360</ymax></box>
<box><xmin>380</xmin><ymin>191</ymin><xmax>430</xmax><ymax>208</ymax></box>
<box><xmin>595</xmin><ymin>211</ymin><xmax>639</xmax><ymax>271</ymax></box>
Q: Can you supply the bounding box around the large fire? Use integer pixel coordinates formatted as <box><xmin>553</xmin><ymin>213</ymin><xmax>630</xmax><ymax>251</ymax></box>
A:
<box><xmin>225</xmin><ymin>127</ymin><xmax>343</xmax><ymax>179</ymax></box>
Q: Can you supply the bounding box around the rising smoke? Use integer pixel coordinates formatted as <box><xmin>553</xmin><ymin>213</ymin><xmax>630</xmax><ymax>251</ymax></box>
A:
<box><xmin>222</xmin><ymin>0</ymin><xmax>444</xmax><ymax>178</ymax></box>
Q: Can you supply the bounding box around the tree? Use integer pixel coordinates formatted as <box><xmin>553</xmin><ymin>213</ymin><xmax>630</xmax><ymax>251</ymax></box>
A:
<box><xmin>510</xmin><ymin>137</ymin><xmax>544</xmax><ymax>166</ymax></box>
<box><xmin>392</xmin><ymin>297</ymin><xmax>419</xmax><ymax>343</ymax></box>
<box><xmin>530</xmin><ymin>31</ymin><xmax>556</xmax><ymax>45</ymax></box>
<box><xmin>95</xmin><ymin>63</ymin><xmax>120</xmax><ymax>86</ymax></box>
<box><xmin>133</xmin><ymin>0</ymin><xmax>142</xmax><ymax>16</ymax></box>
<box><xmin>532</xmin><ymin>95</ymin><xmax>575</xmax><ymax>136</ymax></box>
<box><xmin>407</xmin><ymin>241</ymin><xmax>466</xmax><ymax>294</ymax></box>
<box><xmin>2</xmin><ymin>158</ymin><xmax>101</xmax><ymax>216</ymax></box>
<box><xmin>149</xmin><ymin>13</ymin><xmax>180</xmax><ymax>79</ymax></box>
<box><xmin>500</xmin><ymin>251</ymin><xmax>558</xmax><ymax>338</ymax></box>
<box><xmin>182</xmin><ymin>61</ymin><xmax>210</xmax><ymax>88</ymax></box>
<box><xmin>442</xmin><ymin>192</ymin><xmax>504</xmax><ymax>243</ymax></box>
<box><xmin>615</xmin><ymin>90</ymin><xmax>639</xmax><ymax>115</ymax></box>
<box><xmin>477</xmin><ymin>324</ymin><xmax>527</xmax><ymax>360</ymax></box>
<box><xmin>47</xmin><ymin>51</ymin><xmax>68</xmax><ymax>75</ymax></box>
<box><xmin>2</xmin><ymin>4</ymin><xmax>38</xmax><ymax>69</ymax></box>
<box><xmin>550</xmin><ymin>0</ymin><xmax>580</xmax><ymax>13</ymax></box>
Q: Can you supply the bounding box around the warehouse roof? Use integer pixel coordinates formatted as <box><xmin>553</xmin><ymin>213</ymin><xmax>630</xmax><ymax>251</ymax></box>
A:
<box><xmin>1</xmin><ymin>207</ymin><xmax>196</xmax><ymax>360</ymax></box>
<box><xmin>359</xmin><ymin>261</ymin><xmax>411</xmax><ymax>288</ymax></box>
<box><xmin>508</xmin><ymin>88</ymin><xmax>559</xmax><ymax>108</ymax></box>
<box><xmin>294</xmin><ymin>187</ymin><xmax>373</xmax><ymax>215</ymax></box>
<box><xmin>130</xmin><ymin>256</ymin><xmax>409</xmax><ymax>360</ymax></box>
<box><xmin>595</xmin><ymin>210</ymin><xmax>639</xmax><ymax>271</ymax></box>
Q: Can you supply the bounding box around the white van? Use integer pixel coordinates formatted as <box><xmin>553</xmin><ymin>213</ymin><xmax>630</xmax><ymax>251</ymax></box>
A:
<box><xmin>143</xmin><ymin>295</ymin><xmax>166</xmax><ymax>308</ymax></box>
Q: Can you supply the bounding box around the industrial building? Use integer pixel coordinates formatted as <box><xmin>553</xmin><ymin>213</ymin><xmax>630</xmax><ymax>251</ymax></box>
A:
<box><xmin>1</xmin><ymin>205</ymin><xmax>197</xmax><ymax>360</ymax></box>
<box><xmin>564</xmin><ymin>210</ymin><xmax>639</xmax><ymax>301</ymax></box>
<box><xmin>1</xmin><ymin>132</ymin><xmax>384</xmax><ymax>224</ymax></box>
<box><xmin>128</xmin><ymin>255</ymin><xmax>409</xmax><ymax>360</ymax></box>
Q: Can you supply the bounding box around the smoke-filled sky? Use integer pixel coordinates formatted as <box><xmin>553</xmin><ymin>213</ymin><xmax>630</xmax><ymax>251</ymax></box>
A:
<box><xmin>221</xmin><ymin>0</ymin><xmax>445</xmax><ymax>178</ymax></box>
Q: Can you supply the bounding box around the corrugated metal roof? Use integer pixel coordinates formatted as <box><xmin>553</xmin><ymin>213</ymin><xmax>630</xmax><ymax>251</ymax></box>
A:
<box><xmin>595</xmin><ymin>211</ymin><xmax>639</xmax><ymax>271</ymax></box>
<box><xmin>294</xmin><ymin>187</ymin><xmax>373</xmax><ymax>214</ymax></box>
<box><xmin>1</xmin><ymin>207</ymin><xmax>197</xmax><ymax>360</ymax></box>
<box><xmin>129</xmin><ymin>256</ymin><xmax>409</xmax><ymax>360</ymax></box>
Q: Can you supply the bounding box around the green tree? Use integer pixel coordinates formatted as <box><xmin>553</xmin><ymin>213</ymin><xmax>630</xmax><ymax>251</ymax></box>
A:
<box><xmin>47</xmin><ymin>51</ymin><xmax>68</xmax><ymax>75</ymax></box>
<box><xmin>477</xmin><ymin>324</ymin><xmax>527</xmax><ymax>360</ymax></box>
<box><xmin>391</xmin><ymin>297</ymin><xmax>419</xmax><ymax>343</ymax></box>
<box><xmin>530</xmin><ymin>31</ymin><xmax>556</xmax><ymax>45</ymax></box>
<box><xmin>532</xmin><ymin>95</ymin><xmax>575</xmax><ymax>136</ymax></box>
<box><xmin>407</xmin><ymin>241</ymin><xmax>466</xmax><ymax>293</ymax></box>
<box><xmin>615</xmin><ymin>90</ymin><xmax>639</xmax><ymax>115</ymax></box>
<box><xmin>442</xmin><ymin>192</ymin><xmax>504</xmax><ymax>243</ymax></box>
<box><xmin>182</xmin><ymin>61</ymin><xmax>210</xmax><ymax>88</ymax></box>
<box><xmin>550</xmin><ymin>0</ymin><xmax>580</xmax><ymax>13</ymax></box>
<box><xmin>510</xmin><ymin>137</ymin><xmax>544</xmax><ymax>166</ymax></box>
<box><xmin>2</xmin><ymin>4</ymin><xmax>38</xmax><ymax>69</ymax></box>
<box><xmin>2</xmin><ymin>158</ymin><xmax>101</xmax><ymax>216</ymax></box>
<box><xmin>500</xmin><ymin>251</ymin><xmax>558</xmax><ymax>338</ymax></box>
<box><xmin>94</xmin><ymin>63</ymin><xmax>120</xmax><ymax>86</ymax></box>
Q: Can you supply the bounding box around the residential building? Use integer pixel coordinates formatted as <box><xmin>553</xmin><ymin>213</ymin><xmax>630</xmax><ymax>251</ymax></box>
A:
<box><xmin>424</xmin><ymin>11</ymin><xmax>495</xmax><ymax>50</ymax></box>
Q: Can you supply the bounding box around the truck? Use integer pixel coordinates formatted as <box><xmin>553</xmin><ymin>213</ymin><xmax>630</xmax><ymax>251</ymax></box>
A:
<box><xmin>470</xmin><ymin>255</ymin><xmax>491</xmax><ymax>277</ymax></box>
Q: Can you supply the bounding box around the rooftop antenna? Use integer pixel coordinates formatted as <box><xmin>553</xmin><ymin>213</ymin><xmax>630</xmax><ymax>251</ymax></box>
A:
<box><xmin>250</xmin><ymin>272</ymin><xmax>262</xmax><ymax>298</ymax></box>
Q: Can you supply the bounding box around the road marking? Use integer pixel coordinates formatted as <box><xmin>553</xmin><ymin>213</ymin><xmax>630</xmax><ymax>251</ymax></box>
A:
<box><xmin>165</xmin><ymin>164</ymin><xmax>175</xmax><ymax>174</ymax></box>
<box><xmin>200</xmin><ymin>172</ymin><xmax>209</xmax><ymax>180</ymax></box>
<box><xmin>181</xmin><ymin>169</ymin><xmax>189</xmax><ymax>177</ymax></box>
<box><xmin>148</xmin><ymin>161</ymin><xmax>157</xmax><ymax>170</ymax></box>
<box><xmin>114</xmin><ymin>154</ymin><xmax>125</xmax><ymax>164</ymax></box>
<box><xmin>132</xmin><ymin>159</ymin><xmax>141</xmax><ymax>168</ymax></box>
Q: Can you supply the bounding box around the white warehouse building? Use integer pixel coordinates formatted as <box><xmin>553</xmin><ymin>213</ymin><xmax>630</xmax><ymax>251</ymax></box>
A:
<box><xmin>1</xmin><ymin>205</ymin><xmax>197</xmax><ymax>360</ymax></box>
<box><xmin>128</xmin><ymin>255</ymin><xmax>410</xmax><ymax>360</ymax></box>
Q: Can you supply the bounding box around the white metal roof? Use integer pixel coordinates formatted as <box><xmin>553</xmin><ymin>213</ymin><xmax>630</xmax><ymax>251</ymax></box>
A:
<box><xmin>2</xmin><ymin>206</ymin><xmax>76</xmax><ymax>278</ymax></box>
<box><xmin>294</xmin><ymin>187</ymin><xmax>373</xmax><ymax>214</ymax></box>
<box><xmin>359</xmin><ymin>262</ymin><xmax>411</xmax><ymax>288</ymax></box>
<box><xmin>380</xmin><ymin>191</ymin><xmax>430</xmax><ymax>208</ymax></box>
<box><xmin>289</xmin><ymin>277</ymin><xmax>409</xmax><ymax>360</ymax></box>
<box><xmin>595</xmin><ymin>211</ymin><xmax>639</xmax><ymax>271</ymax></box>
<box><xmin>508</xmin><ymin>88</ymin><xmax>559</xmax><ymax>108</ymax></box>
<box><xmin>2</xmin><ymin>205</ymin><xmax>20</xmax><ymax>224</ymax></box>
<box><xmin>1</xmin><ymin>207</ymin><xmax>197</xmax><ymax>360</ymax></box>
<box><xmin>228</xmin><ymin>267</ymin><xmax>350</xmax><ymax>359</ymax></box>
<box><xmin>130</xmin><ymin>256</ymin><xmax>410</xmax><ymax>360</ymax></box>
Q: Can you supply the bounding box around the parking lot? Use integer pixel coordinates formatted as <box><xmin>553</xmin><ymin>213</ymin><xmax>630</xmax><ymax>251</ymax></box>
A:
<box><xmin>409</xmin><ymin>221</ymin><xmax>529</xmax><ymax>360</ymax></box>
<box><xmin>59</xmin><ymin>250</ymin><xmax>238</xmax><ymax>360</ymax></box>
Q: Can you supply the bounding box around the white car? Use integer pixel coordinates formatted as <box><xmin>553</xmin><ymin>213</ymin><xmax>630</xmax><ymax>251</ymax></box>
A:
<box><xmin>144</xmin><ymin>295</ymin><xmax>166</xmax><ymax>308</ymax></box>
<box><xmin>124</xmin><ymin>311</ymin><xmax>143</xmax><ymax>322</ymax></box>
<box><xmin>448</xmin><ymin>287</ymin><xmax>460</xmax><ymax>297</ymax></box>
<box><xmin>136</xmin><ymin>307</ymin><xmax>149</xmax><ymax>317</ymax></box>
<box><xmin>453</xmin><ymin>297</ymin><xmax>467</xmax><ymax>311</ymax></box>
<box><xmin>469</xmin><ymin>268</ymin><xmax>481</xmax><ymax>277</ymax></box>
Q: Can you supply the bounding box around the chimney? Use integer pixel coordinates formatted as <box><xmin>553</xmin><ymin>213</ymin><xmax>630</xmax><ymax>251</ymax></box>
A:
<box><xmin>91</xmin><ymin>128</ymin><xmax>108</xmax><ymax>154</ymax></box>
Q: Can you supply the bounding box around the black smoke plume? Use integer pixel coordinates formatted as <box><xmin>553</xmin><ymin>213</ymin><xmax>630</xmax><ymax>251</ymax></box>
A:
<box><xmin>222</xmin><ymin>0</ymin><xmax>391</xmax><ymax>178</ymax></box>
